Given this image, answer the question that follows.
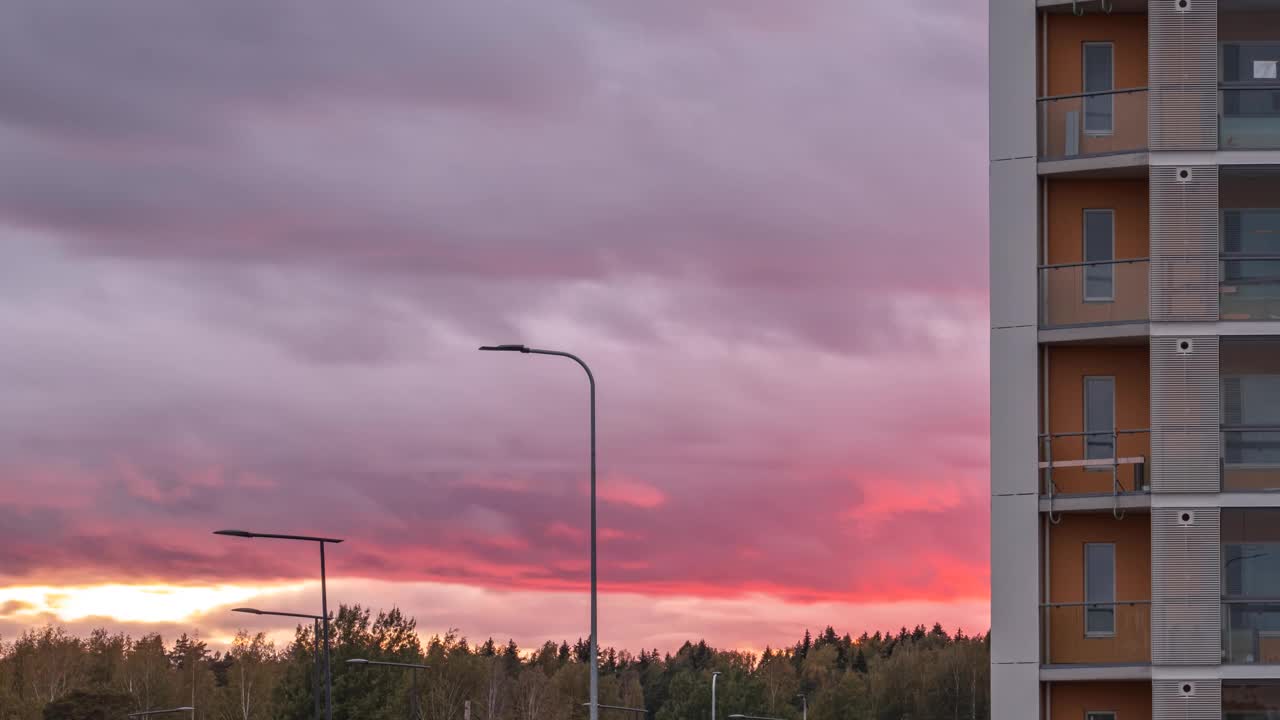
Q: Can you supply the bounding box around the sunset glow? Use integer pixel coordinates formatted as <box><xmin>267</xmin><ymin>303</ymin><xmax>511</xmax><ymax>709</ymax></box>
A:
<box><xmin>0</xmin><ymin>0</ymin><xmax>987</xmax><ymax>655</ymax></box>
<box><xmin>0</xmin><ymin>583</ymin><xmax>308</xmax><ymax>625</ymax></box>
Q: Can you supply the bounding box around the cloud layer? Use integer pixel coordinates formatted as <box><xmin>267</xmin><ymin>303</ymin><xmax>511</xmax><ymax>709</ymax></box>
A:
<box><xmin>0</xmin><ymin>0</ymin><xmax>988</xmax><ymax>649</ymax></box>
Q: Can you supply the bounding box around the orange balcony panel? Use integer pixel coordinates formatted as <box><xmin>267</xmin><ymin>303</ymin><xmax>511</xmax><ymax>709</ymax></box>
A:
<box><xmin>1050</xmin><ymin>681</ymin><xmax>1151</xmax><ymax>720</ymax></box>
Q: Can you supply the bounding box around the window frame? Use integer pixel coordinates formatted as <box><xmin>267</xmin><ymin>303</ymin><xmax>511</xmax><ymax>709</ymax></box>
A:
<box><xmin>1083</xmin><ymin>209</ymin><xmax>1117</xmax><ymax>302</ymax></box>
<box><xmin>1082</xmin><ymin>42</ymin><xmax>1116</xmax><ymax>136</ymax></box>
<box><xmin>1086</xmin><ymin>712</ymin><xmax>1117</xmax><ymax>720</ymax></box>
<box><xmin>1084</xmin><ymin>542</ymin><xmax>1117</xmax><ymax>638</ymax></box>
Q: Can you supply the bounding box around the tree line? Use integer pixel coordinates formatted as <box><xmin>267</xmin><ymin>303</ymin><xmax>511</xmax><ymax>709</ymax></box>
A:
<box><xmin>0</xmin><ymin>605</ymin><xmax>990</xmax><ymax>720</ymax></box>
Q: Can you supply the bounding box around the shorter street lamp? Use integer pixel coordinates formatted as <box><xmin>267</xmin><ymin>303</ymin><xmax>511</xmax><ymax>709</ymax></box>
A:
<box><xmin>347</xmin><ymin>659</ymin><xmax>428</xmax><ymax>720</ymax></box>
<box><xmin>128</xmin><ymin>709</ymin><xmax>195</xmax><ymax>718</ymax></box>
<box><xmin>214</xmin><ymin>528</ymin><xmax>343</xmax><ymax>720</ymax></box>
<box><xmin>796</xmin><ymin>695</ymin><xmax>806</xmax><ymax>720</ymax></box>
<box><xmin>711</xmin><ymin>672</ymin><xmax>722</xmax><ymax>720</ymax></box>
<box><xmin>233</xmin><ymin>608</ymin><xmax>325</xmax><ymax>720</ymax></box>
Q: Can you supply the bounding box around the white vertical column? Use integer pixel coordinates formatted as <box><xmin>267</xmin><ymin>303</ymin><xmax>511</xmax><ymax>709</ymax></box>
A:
<box><xmin>989</xmin><ymin>0</ymin><xmax>1039</xmax><ymax>717</ymax></box>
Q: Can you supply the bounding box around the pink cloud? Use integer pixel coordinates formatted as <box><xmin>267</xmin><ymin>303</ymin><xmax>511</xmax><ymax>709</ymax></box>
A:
<box><xmin>597</xmin><ymin>477</ymin><xmax>667</xmax><ymax>509</ymax></box>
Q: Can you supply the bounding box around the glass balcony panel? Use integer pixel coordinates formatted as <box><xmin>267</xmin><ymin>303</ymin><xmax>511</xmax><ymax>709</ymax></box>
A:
<box><xmin>1222</xmin><ymin>260</ymin><xmax>1280</xmax><ymax>320</ymax></box>
<box><xmin>1040</xmin><ymin>430</ymin><xmax>1150</xmax><ymax>496</ymax></box>
<box><xmin>1222</xmin><ymin>88</ymin><xmax>1280</xmax><ymax>149</ymax></box>
<box><xmin>1223</xmin><ymin>602</ymin><xmax>1280</xmax><ymax>664</ymax></box>
<box><xmin>1223</xmin><ymin>430</ymin><xmax>1280</xmax><ymax>491</ymax></box>
<box><xmin>1038</xmin><ymin>89</ymin><xmax>1148</xmax><ymax>161</ymax></box>
<box><xmin>1040</xmin><ymin>260</ymin><xmax>1149</xmax><ymax>329</ymax></box>
<box><xmin>1041</xmin><ymin>602</ymin><xmax>1151</xmax><ymax>665</ymax></box>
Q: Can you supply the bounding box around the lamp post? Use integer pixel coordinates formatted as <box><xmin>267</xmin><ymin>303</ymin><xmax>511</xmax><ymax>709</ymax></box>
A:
<box><xmin>347</xmin><ymin>659</ymin><xmax>428</xmax><ymax>720</ymax></box>
<box><xmin>214</xmin><ymin>529</ymin><xmax>343</xmax><ymax>720</ymax></box>
<box><xmin>232</xmin><ymin>608</ymin><xmax>324</xmax><ymax>720</ymax></box>
<box><xmin>480</xmin><ymin>343</ymin><xmax>598</xmax><ymax>720</ymax></box>
<box><xmin>796</xmin><ymin>695</ymin><xmax>806</xmax><ymax>720</ymax></box>
<box><xmin>128</xmin><ymin>709</ymin><xmax>195</xmax><ymax>719</ymax></box>
<box><xmin>711</xmin><ymin>672</ymin><xmax>722</xmax><ymax>720</ymax></box>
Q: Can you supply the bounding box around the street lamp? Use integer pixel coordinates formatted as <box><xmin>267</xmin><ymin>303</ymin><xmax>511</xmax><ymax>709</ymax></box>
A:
<box><xmin>711</xmin><ymin>672</ymin><xmax>722</xmax><ymax>720</ymax></box>
<box><xmin>796</xmin><ymin>695</ymin><xmax>806</xmax><ymax>720</ymax></box>
<box><xmin>480</xmin><ymin>343</ymin><xmax>599</xmax><ymax>720</ymax></box>
<box><xmin>728</xmin><ymin>715</ymin><xmax>784</xmax><ymax>720</ymax></box>
<box><xmin>233</xmin><ymin>608</ymin><xmax>325</xmax><ymax>720</ymax></box>
<box><xmin>347</xmin><ymin>659</ymin><xmax>429</xmax><ymax>720</ymax></box>
<box><xmin>128</xmin><ymin>709</ymin><xmax>195</xmax><ymax>718</ymax></box>
<box><xmin>214</xmin><ymin>529</ymin><xmax>343</xmax><ymax>720</ymax></box>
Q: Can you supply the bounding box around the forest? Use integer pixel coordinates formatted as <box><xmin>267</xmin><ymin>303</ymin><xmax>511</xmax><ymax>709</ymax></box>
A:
<box><xmin>0</xmin><ymin>605</ymin><xmax>990</xmax><ymax>720</ymax></box>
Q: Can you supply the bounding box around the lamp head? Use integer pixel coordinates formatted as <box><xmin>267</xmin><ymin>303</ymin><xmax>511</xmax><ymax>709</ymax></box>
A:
<box><xmin>231</xmin><ymin>608</ymin><xmax>261</xmax><ymax>615</ymax></box>
<box><xmin>346</xmin><ymin>659</ymin><xmax>370</xmax><ymax>665</ymax></box>
<box><xmin>213</xmin><ymin>529</ymin><xmax>253</xmax><ymax>538</ymax></box>
<box><xmin>478</xmin><ymin>344</ymin><xmax>530</xmax><ymax>353</ymax></box>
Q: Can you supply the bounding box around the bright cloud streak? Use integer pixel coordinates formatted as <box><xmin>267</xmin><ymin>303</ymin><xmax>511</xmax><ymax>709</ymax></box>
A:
<box><xmin>0</xmin><ymin>583</ymin><xmax>308</xmax><ymax>624</ymax></box>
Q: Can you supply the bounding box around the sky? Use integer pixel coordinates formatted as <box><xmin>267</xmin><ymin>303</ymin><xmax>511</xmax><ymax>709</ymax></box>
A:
<box><xmin>0</xmin><ymin>0</ymin><xmax>989</xmax><ymax>653</ymax></box>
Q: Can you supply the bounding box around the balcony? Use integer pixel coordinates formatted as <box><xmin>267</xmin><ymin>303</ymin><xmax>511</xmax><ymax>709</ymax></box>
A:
<box><xmin>1222</xmin><ymin>259</ymin><xmax>1280</xmax><ymax>320</ymax></box>
<box><xmin>1040</xmin><ymin>259</ymin><xmax>1149</xmax><ymax>329</ymax></box>
<box><xmin>1042</xmin><ymin>600</ymin><xmax>1152</xmax><ymax>666</ymax></box>
<box><xmin>1221</xmin><ymin>88</ymin><xmax>1280</xmax><ymax>149</ymax></box>
<box><xmin>1041</xmin><ymin>429</ymin><xmax>1150</xmax><ymax>499</ymax></box>
<box><xmin>1038</xmin><ymin>88</ymin><xmax>1149</xmax><ymax>163</ymax></box>
<box><xmin>1224</xmin><ymin>600</ymin><xmax>1280</xmax><ymax>664</ymax></box>
<box><xmin>1223</xmin><ymin>428</ymin><xmax>1280</xmax><ymax>491</ymax></box>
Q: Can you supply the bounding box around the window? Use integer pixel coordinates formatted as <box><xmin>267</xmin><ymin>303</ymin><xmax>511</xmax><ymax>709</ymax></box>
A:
<box><xmin>1086</xmin><ymin>713</ymin><xmax>1116</xmax><ymax>720</ymax></box>
<box><xmin>1084</xmin><ymin>210</ymin><xmax>1115</xmax><ymax>301</ymax></box>
<box><xmin>1085</xmin><ymin>543</ymin><xmax>1116</xmax><ymax>636</ymax></box>
<box><xmin>1084</xmin><ymin>377</ymin><xmax>1116</xmax><ymax>462</ymax></box>
<box><xmin>1083</xmin><ymin>43</ymin><xmax>1114</xmax><ymax>134</ymax></box>
<box><xmin>1223</xmin><ymin>375</ymin><xmax>1280</xmax><ymax>468</ymax></box>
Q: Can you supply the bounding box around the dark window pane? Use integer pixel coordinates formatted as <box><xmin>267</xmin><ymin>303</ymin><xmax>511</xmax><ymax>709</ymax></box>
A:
<box><xmin>1085</xmin><ymin>378</ymin><xmax>1115</xmax><ymax>459</ymax></box>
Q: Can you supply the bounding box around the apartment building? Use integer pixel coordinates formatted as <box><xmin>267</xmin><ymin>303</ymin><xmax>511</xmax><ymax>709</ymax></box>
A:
<box><xmin>990</xmin><ymin>1</ymin><xmax>1280</xmax><ymax>719</ymax></box>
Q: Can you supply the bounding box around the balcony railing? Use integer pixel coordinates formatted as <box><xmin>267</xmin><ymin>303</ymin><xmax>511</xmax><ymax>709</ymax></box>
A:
<box><xmin>1222</xmin><ymin>258</ymin><xmax>1280</xmax><ymax>320</ymax></box>
<box><xmin>1040</xmin><ymin>259</ymin><xmax>1149</xmax><ymax>329</ymax></box>
<box><xmin>1038</xmin><ymin>88</ymin><xmax>1149</xmax><ymax>162</ymax></box>
<box><xmin>1042</xmin><ymin>600</ymin><xmax>1152</xmax><ymax>665</ymax></box>
<box><xmin>1040</xmin><ymin>429</ymin><xmax>1151</xmax><ymax>504</ymax></box>
<box><xmin>1222</xmin><ymin>87</ymin><xmax>1280</xmax><ymax>149</ymax></box>
<box><xmin>1224</xmin><ymin>600</ymin><xmax>1280</xmax><ymax>664</ymax></box>
<box><xmin>1223</xmin><ymin>427</ymin><xmax>1280</xmax><ymax>492</ymax></box>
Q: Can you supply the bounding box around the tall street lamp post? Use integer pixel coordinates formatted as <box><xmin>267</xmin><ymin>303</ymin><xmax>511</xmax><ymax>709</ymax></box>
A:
<box><xmin>232</xmin><ymin>608</ymin><xmax>324</xmax><ymax>720</ymax></box>
<box><xmin>347</xmin><ymin>659</ymin><xmax>429</xmax><ymax>720</ymax></box>
<box><xmin>479</xmin><ymin>343</ymin><xmax>599</xmax><ymax>720</ymax></box>
<box><xmin>214</xmin><ymin>529</ymin><xmax>343</xmax><ymax>720</ymax></box>
<box><xmin>797</xmin><ymin>695</ymin><xmax>806</xmax><ymax>720</ymax></box>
